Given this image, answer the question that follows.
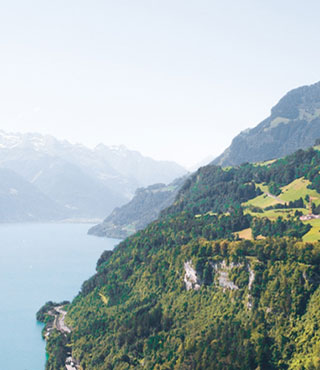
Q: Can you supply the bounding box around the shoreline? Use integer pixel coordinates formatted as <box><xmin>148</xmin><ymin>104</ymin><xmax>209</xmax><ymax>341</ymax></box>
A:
<box><xmin>38</xmin><ymin>303</ymin><xmax>80</xmax><ymax>370</ymax></box>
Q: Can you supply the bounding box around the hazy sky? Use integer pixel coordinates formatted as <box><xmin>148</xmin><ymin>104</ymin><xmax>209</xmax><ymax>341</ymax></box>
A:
<box><xmin>1</xmin><ymin>1</ymin><xmax>320</xmax><ymax>168</ymax></box>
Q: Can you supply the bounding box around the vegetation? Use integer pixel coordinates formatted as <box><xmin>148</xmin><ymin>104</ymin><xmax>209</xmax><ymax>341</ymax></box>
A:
<box><xmin>251</xmin><ymin>216</ymin><xmax>311</xmax><ymax>239</ymax></box>
<box><xmin>64</xmin><ymin>235</ymin><xmax>320</xmax><ymax>369</ymax></box>
<box><xmin>36</xmin><ymin>301</ymin><xmax>72</xmax><ymax>370</ymax></box>
<box><xmin>46</xmin><ymin>330</ymin><xmax>70</xmax><ymax>370</ymax></box>
<box><xmin>43</xmin><ymin>147</ymin><xmax>320</xmax><ymax>369</ymax></box>
<box><xmin>89</xmin><ymin>178</ymin><xmax>185</xmax><ymax>239</ymax></box>
<box><xmin>36</xmin><ymin>300</ymin><xmax>70</xmax><ymax>327</ymax></box>
<box><xmin>302</xmin><ymin>218</ymin><xmax>320</xmax><ymax>242</ymax></box>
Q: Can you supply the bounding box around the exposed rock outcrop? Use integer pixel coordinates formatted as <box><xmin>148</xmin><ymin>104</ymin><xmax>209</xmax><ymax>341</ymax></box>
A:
<box><xmin>184</xmin><ymin>261</ymin><xmax>201</xmax><ymax>291</ymax></box>
<box><xmin>211</xmin><ymin>261</ymin><xmax>240</xmax><ymax>290</ymax></box>
<box><xmin>247</xmin><ymin>265</ymin><xmax>255</xmax><ymax>309</ymax></box>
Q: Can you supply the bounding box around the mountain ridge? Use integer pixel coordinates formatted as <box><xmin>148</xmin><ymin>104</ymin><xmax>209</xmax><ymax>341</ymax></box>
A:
<box><xmin>0</xmin><ymin>168</ymin><xmax>66</xmax><ymax>222</ymax></box>
<box><xmin>88</xmin><ymin>81</ymin><xmax>320</xmax><ymax>239</ymax></box>
<box><xmin>0</xmin><ymin>130</ymin><xmax>187</xmax><ymax>220</ymax></box>
<box><xmin>213</xmin><ymin>81</ymin><xmax>320</xmax><ymax>167</ymax></box>
<box><xmin>88</xmin><ymin>176</ymin><xmax>187</xmax><ymax>238</ymax></box>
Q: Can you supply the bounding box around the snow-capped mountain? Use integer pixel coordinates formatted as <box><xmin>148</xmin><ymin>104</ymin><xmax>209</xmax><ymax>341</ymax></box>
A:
<box><xmin>0</xmin><ymin>130</ymin><xmax>187</xmax><ymax>221</ymax></box>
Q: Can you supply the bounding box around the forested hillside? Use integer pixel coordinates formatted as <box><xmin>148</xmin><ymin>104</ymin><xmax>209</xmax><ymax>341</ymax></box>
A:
<box><xmin>88</xmin><ymin>177</ymin><xmax>186</xmax><ymax>239</ymax></box>
<box><xmin>40</xmin><ymin>147</ymin><xmax>320</xmax><ymax>369</ymax></box>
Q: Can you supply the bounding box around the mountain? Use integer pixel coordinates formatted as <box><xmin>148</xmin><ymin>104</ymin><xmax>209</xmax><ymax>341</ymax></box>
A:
<box><xmin>213</xmin><ymin>81</ymin><xmax>320</xmax><ymax>167</ymax></box>
<box><xmin>0</xmin><ymin>131</ymin><xmax>187</xmax><ymax>219</ymax></box>
<box><xmin>189</xmin><ymin>153</ymin><xmax>216</xmax><ymax>171</ymax></box>
<box><xmin>94</xmin><ymin>144</ymin><xmax>187</xmax><ymax>189</ymax></box>
<box><xmin>40</xmin><ymin>146</ymin><xmax>320</xmax><ymax>369</ymax></box>
<box><xmin>86</xmin><ymin>80</ymin><xmax>320</xmax><ymax>225</ymax></box>
<box><xmin>88</xmin><ymin>176</ymin><xmax>186</xmax><ymax>239</ymax></box>
<box><xmin>0</xmin><ymin>168</ymin><xmax>65</xmax><ymax>222</ymax></box>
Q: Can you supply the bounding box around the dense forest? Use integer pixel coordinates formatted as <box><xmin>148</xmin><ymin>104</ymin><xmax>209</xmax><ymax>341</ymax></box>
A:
<box><xmin>40</xmin><ymin>147</ymin><xmax>320</xmax><ymax>369</ymax></box>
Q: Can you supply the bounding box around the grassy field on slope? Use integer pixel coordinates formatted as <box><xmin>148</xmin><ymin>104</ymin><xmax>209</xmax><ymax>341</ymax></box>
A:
<box><xmin>241</xmin><ymin>178</ymin><xmax>320</xmax><ymax>241</ymax></box>
<box><xmin>243</xmin><ymin>178</ymin><xmax>320</xmax><ymax>209</ymax></box>
<box><xmin>302</xmin><ymin>218</ymin><xmax>320</xmax><ymax>242</ymax></box>
<box><xmin>280</xmin><ymin>178</ymin><xmax>320</xmax><ymax>204</ymax></box>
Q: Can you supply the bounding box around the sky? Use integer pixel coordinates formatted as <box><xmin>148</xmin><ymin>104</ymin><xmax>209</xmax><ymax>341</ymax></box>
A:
<box><xmin>1</xmin><ymin>0</ymin><xmax>320</xmax><ymax>169</ymax></box>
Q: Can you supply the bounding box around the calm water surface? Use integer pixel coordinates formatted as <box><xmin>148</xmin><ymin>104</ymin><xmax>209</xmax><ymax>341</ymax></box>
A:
<box><xmin>0</xmin><ymin>223</ymin><xmax>119</xmax><ymax>370</ymax></box>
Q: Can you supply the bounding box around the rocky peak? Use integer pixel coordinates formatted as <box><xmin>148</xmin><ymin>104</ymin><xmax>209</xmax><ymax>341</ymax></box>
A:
<box><xmin>213</xmin><ymin>81</ymin><xmax>320</xmax><ymax>167</ymax></box>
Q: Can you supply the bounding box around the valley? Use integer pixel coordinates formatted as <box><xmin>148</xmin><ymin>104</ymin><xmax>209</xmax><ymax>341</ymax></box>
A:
<box><xmin>0</xmin><ymin>130</ymin><xmax>186</xmax><ymax>222</ymax></box>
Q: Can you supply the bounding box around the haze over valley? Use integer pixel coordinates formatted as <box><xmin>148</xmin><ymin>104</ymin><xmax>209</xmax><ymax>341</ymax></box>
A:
<box><xmin>0</xmin><ymin>130</ymin><xmax>187</xmax><ymax>222</ymax></box>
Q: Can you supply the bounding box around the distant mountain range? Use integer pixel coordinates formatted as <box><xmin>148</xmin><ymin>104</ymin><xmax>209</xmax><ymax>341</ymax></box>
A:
<box><xmin>88</xmin><ymin>176</ymin><xmax>186</xmax><ymax>238</ymax></box>
<box><xmin>0</xmin><ymin>168</ymin><xmax>64</xmax><ymax>222</ymax></box>
<box><xmin>4</xmin><ymin>81</ymin><xmax>320</xmax><ymax>224</ymax></box>
<box><xmin>0</xmin><ymin>131</ymin><xmax>187</xmax><ymax>222</ymax></box>
<box><xmin>213</xmin><ymin>81</ymin><xmax>320</xmax><ymax>166</ymax></box>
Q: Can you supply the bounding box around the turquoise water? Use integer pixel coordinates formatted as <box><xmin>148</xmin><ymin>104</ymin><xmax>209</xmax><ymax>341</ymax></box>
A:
<box><xmin>0</xmin><ymin>223</ymin><xmax>119</xmax><ymax>370</ymax></box>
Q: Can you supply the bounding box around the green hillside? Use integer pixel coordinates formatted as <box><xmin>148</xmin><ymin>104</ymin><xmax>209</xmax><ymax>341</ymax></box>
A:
<box><xmin>243</xmin><ymin>178</ymin><xmax>320</xmax><ymax>209</ymax></box>
<box><xmin>242</xmin><ymin>175</ymin><xmax>320</xmax><ymax>242</ymax></box>
<box><xmin>40</xmin><ymin>147</ymin><xmax>320</xmax><ymax>369</ymax></box>
<box><xmin>301</xmin><ymin>219</ymin><xmax>320</xmax><ymax>242</ymax></box>
<box><xmin>88</xmin><ymin>177</ymin><xmax>186</xmax><ymax>239</ymax></box>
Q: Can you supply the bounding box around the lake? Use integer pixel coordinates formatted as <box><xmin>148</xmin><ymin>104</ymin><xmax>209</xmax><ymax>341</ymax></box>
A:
<box><xmin>0</xmin><ymin>223</ymin><xmax>119</xmax><ymax>370</ymax></box>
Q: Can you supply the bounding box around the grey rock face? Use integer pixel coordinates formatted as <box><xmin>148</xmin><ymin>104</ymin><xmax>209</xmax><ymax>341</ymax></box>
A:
<box><xmin>213</xmin><ymin>81</ymin><xmax>320</xmax><ymax>167</ymax></box>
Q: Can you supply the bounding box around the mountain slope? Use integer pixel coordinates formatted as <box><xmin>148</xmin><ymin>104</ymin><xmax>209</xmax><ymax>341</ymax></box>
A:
<box><xmin>94</xmin><ymin>144</ymin><xmax>187</xmax><ymax>188</ymax></box>
<box><xmin>213</xmin><ymin>81</ymin><xmax>320</xmax><ymax>167</ymax></box>
<box><xmin>88</xmin><ymin>177</ymin><xmax>186</xmax><ymax>238</ymax></box>
<box><xmin>40</xmin><ymin>147</ymin><xmax>320</xmax><ymax>369</ymax></box>
<box><xmin>0</xmin><ymin>131</ymin><xmax>187</xmax><ymax>219</ymax></box>
<box><xmin>0</xmin><ymin>168</ymin><xmax>65</xmax><ymax>222</ymax></box>
<box><xmin>88</xmin><ymin>81</ymin><xmax>320</xmax><ymax>231</ymax></box>
<box><xmin>32</xmin><ymin>159</ymin><xmax>126</xmax><ymax>218</ymax></box>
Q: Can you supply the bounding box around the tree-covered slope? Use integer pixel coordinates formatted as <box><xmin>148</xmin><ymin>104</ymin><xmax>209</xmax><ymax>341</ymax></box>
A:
<box><xmin>166</xmin><ymin>147</ymin><xmax>320</xmax><ymax>217</ymax></box>
<box><xmin>88</xmin><ymin>177</ymin><xmax>186</xmax><ymax>239</ymax></box>
<box><xmin>41</xmin><ymin>147</ymin><xmax>320</xmax><ymax>369</ymax></box>
<box><xmin>59</xmin><ymin>235</ymin><xmax>320</xmax><ymax>369</ymax></box>
<box><xmin>213</xmin><ymin>81</ymin><xmax>320</xmax><ymax>167</ymax></box>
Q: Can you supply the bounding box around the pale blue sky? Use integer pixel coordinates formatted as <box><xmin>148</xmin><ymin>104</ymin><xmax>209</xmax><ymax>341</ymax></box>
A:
<box><xmin>1</xmin><ymin>0</ymin><xmax>320</xmax><ymax>167</ymax></box>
